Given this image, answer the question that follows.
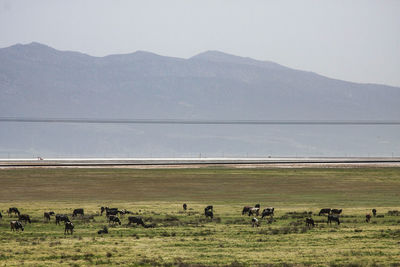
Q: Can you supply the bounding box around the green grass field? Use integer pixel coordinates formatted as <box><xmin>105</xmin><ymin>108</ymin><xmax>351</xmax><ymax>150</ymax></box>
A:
<box><xmin>0</xmin><ymin>167</ymin><xmax>399</xmax><ymax>266</ymax></box>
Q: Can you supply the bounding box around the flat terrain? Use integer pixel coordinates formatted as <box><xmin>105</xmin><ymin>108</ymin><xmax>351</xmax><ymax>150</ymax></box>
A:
<box><xmin>0</xmin><ymin>167</ymin><xmax>399</xmax><ymax>266</ymax></box>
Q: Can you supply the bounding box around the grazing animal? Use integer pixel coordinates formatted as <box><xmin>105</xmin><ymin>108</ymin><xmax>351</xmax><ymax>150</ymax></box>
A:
<box><xmin>251</xmin><ymin>217</ymin><xmax>260</xmax><ymax>227</ymax></box>
<box><xmin>242</xmin><ymin>206</ymin><xmax>253</xmax><ymax>215</ymax></box>
<box><xmin>306</xmin><ymin>218</ymin><xmax>315</xmax><ymax>227</ymax></box>
<box><xmin>108</xmin><ymin>215</ymin><xmax>122</xmax><ymax>225</ymax></box>
<box><xmin>118</xmin><ymin>209</ymin><xmax>132</xmax><ymax>216</ymax></box>
<box><xmin>48</xmin><ymin>211</ymin><xmax>55</xmax><ymax>216</ymax></box>
<box><xmin>205</xmin><ymin>210</ymin><xmax>213</xmax><ymax>219</ymax></box>
<box><xmin>204</xmin><ymin>209</ymin><xmax>213</xmax><ymax>219</ymax></box>
<box><xmin>183</xmin><ymin>203</ymin><xmax>187</xmax><ymax>211</ymax></box>
<box><xmin>8</xmin><ymin>207</ymin><xmax>20</xmax><ymax>216</ymax></box>
<box><xmin>64</xmin><ymin>222</ymin><xmax>74</xmax><ymax>235</ymax></box>
<box><xmin>0</xmin><ymin>212</ymin><xmax>2</xmax><ymax>219</ymax></box>
<box><xmin>98</xmin><ymin>226</ymin><xmax>108</xmax><ymax>234</ymax></box>
<box><xmin>372</xmin><ymin>209</ymin><xmax>377</xmax><ymax>217</ymax></box>
<box><xmin>327</xmin><ymin>215</ymin><xmax>340</xmax><ymax>225</ymax></box>
<box><xmin>248</xmin><ymin>207</ymin><xmax>260</xmax><ymax>216</ymax></box>
<box><xmin>10</xmin><ymin>221</ymin><xmax>24</xmax><ymax>231</ymax></box>
<box><xmin>254</xmin><ymin>204</ymin><xmax>260</xmax><ymax>209</ymax></box>
<box><xmin>205</xmin><ymin>205</ymin><xmax>213</xmax><ymax>212</ymax></box>
<box><xmin>18</xmin><ymin>214</ymin><xmax>31</xmax><ymax>224</ymax></box>
<box><xmin>106</xmin><ymin>208</ymin><xmax>119</xmax><ymax>217</ymax></box>
<box><xmin>366</xmin><ymin>214</ymin><xmax>371</xmax><ymax>223</ymax></box>
<box><xmin>242</xmin><ymin>206</ymin><xmax>252</xmax><ymax>215</ymax></box>
<box><xmin>72</xmin><ymin>208</ymin><xmax>84</xmax><ymax>217</ymax></box>
<box><xmin>204</xmin><ymin>207</ymin><xmax>214</xmax><ymax>219</ymax></box>
<box><xmin>55</xmin><ymin>214</ymin><xmax>70</xmax><ymax>225</ymax></box>
<box><xmin>128</xmin><ymin>216</ymin><xmax>146</xmax><ymax>227</ymax></box>
<box><xmin>261</xmin><ymin>208</ymin><xmax>275</xmax><ymax>218</ymax></box>
<box><xmin>331</xmin><ymin>209</ymin><xmax>342</xmax><ymax>215</ymax></box>
<box><xmin>319</xmin><ymin>208</ymin><xmax>331</xmax><ymax>216</ymax></box>
<box><xmin>44</xmin><ymin>212</ymin><xmax>51</xmax><ymax>221</ymax></box>
<box><xmin>100</xmin><ymin>206</ymin><xmax>106</xmax><ymax>215</ymax></box>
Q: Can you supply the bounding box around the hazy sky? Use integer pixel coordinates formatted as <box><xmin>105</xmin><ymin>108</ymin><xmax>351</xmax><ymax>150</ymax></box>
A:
<box><xmin>1</xmin><ymin>0</ymin><xmax>399</xmax><ymax>87</ymax></box>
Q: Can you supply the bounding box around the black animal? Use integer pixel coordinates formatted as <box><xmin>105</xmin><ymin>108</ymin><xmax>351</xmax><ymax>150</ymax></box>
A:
<box><xmin>98</xmin><ymin>226</ymin><xmax>108</xmax><ymax>234</ymax></box>
<box><xmin>10</xmin><ymin>221</ymin><xmax>24</xmax><ymax>231</ymax></box>
<box><xmin>0</xmin><ymin>212</ymin><xmax>2</xmax><ymax>219</ymax></box>
<box><xmin>44</xmin><ymin>212</ymin><xmax>52</xmax><ymax>221</ymax></box>
<box><xmin>18</xmin><ymin>214</ymin><xmax>31</xmax><ymax>224</ymax></box>
<box><xmin>64</xmin><ymin>221</ymin><xmax>74</xmax><ymax>235</ymax></box>
<box><xmin>204</xmin><ymin>209</ymin><xmax>213</xmax><ymax>219</ymax></box>
<box><xmin>108</xmin><ymin>215</ymin><xmax>122</xmax><ymax>225</ymax></box>
<box><xmin>55</xmin><ymin>214</ymin><xmax>70</xmax><ymax>225</ymax></box>
<box><xmin>100</xmin><ymin>206</ymin><xmax>107</xmax><ymax>215</ymax></box>
<box><xmin>306</xmin><ymin>217</ymin><xmax>315</xmax><ymax>227</ymax></box>
<box><xmin>261</xmin><ymin>208</ymin><xmax>275</xmax><ymax>218</ymax></box>
<box><xmin>327</xmin><ymin>215</ymin><xmax>340</xmax><ymax>225</ymax></box>
<box><xmin>372</xmin><ymin>209</ymin><xmax>377</xmax><ymax>217</ymax></box>
<box><xmin>72</xmin><ymin>208</ymin><xmax>84</xmax><ymax>217</ymax></box>
<box><xmin>319</xmin><ymin>208</ymin><xmax>331</xmax><ymax>216</ymax></box>
<box><xmin>248</xmin><ymin>207</ymin><xmax>260</xmax><ymax>216</ymax></box>
<box><xmin>128</xmin><ymin>216</ymin><xmax>146</xmax><ymax>227</ymax></box>
<box><xmin>118</xmin><ymin>209</ymin><xmax>133</xmax><ymax>216</ymax></box>
<box><xmin>183</xmin><ymin>203</ymin><xmax>187</xmax><ymax>211</ymax></box>
<box><xmin>254</xmin><ymin>204</ymin><xmax>260</xmax><ymax>209</ymax></box>
<box><xmin>205</xmin><ymin>205</ymin><xmax>213</xmax><ymax>212</ymax></box>
<box><xmin>8</xmin><ymin>207</ymin><xmax>20</xmax><ymax>216</ymax></box>
<box><xmin>331</xmin><ymin>209</ymin><xmax>342</xmax><ymax>215</ymax></box>
<box><xmin>366</xmin><ymin>214</ymin><xmax>371</xmax><ymax>223</ymax></box>
<box><xmin>251</xmin><ymin>217</ymin><xmax>259</xmax><ymax>227</ymax></box>
<box><xmin>48</xmin><ymin>211</ymin><xmax>55</xmax><ymax>216</ymax></box>
<box><xmin>242</xmin><ymin>206</ymin><xmax>252</xmax><ymax>215</ymax></box>
<box><xmin>106</xmin><ymin>208</ymin><xmax>119</xmax><ymax>217</ymax></box>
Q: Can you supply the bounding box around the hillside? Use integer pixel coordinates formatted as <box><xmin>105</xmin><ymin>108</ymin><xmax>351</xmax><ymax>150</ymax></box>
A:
<box><xmin>0</xmin><ymin>43</ymin><xmax>399</xmax><ymax>157</ymax></box>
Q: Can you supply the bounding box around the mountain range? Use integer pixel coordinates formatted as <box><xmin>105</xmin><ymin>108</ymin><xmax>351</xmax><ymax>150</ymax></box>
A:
<box><xmin>0</xmin><ymin>42</ymin><xmax>399</xmax><ymax>157</ymax></box>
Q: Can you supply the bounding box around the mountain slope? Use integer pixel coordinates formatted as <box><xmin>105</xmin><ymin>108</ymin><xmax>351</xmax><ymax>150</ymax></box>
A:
<box><xmin>0</xmin><ymin>43</ymin><xmax>399</xmax><ymax>157</ymax></box>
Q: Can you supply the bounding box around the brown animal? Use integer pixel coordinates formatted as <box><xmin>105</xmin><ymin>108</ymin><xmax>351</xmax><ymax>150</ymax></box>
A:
<box><xmin>366</xmin><ymin>214</ymin><xmax>371</xmax><ymax>223</ymax></box>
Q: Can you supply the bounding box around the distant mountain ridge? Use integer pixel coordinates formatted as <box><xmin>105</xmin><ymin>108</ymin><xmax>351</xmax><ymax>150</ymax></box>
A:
<box><xmin>1</xmin><ymin>42</ymin><xmax>398</xmax><ymax>120</ymax></box>
<box><xmin>0</xmin><ymin>42</ymin><xmax>399</xmax><ymax>157</ymax></box>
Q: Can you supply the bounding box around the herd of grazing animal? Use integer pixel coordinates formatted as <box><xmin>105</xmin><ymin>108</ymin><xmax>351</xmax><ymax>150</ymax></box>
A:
<box><xmin>0</xmin><ymin>205</ymin><xmax>382</xmax><ymax>235</ymax></box>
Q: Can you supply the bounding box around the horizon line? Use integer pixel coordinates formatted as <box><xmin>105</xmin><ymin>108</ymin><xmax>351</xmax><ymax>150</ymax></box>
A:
<box><xmin>1</xmin><ymin>117</ymin><xmax>399</xmax><ymax>125</ymax></box>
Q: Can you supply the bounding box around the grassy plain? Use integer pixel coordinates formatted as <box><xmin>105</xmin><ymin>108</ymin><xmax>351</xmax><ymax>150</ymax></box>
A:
<box><xmin>0</xmin><ymin>167</ymin><xmax>399</xmax><ymax>266</ymax></box>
